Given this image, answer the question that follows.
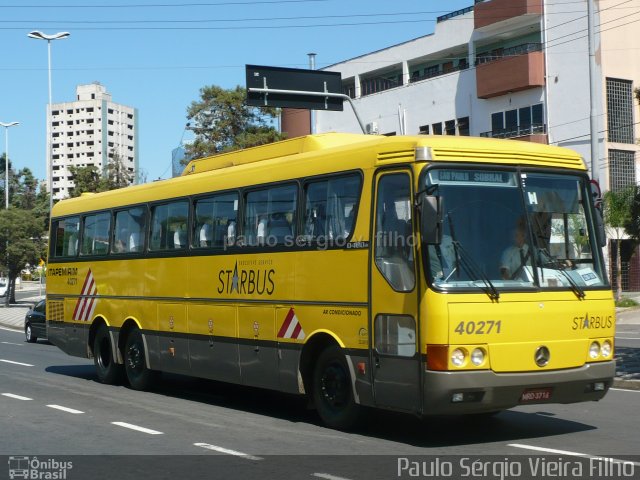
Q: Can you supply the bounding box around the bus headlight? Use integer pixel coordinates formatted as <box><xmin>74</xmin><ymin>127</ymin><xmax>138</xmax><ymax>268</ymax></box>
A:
<box><xmin>589</xmin><ymin>341</ymin><xmax>600</xmax><ymax>359</ymax></box>
<box><xmin>601</xmin><ymin>340</ymin><xmax>612</xmax><ymax>358</ymax></box>
<box><xmin>470</xmin><ymin>348</ymin><xmax>485</xmax><ymax>366</ymax></box>
<box><xmin>451</xmin><ymin>348</ymin><xmax>466</xmax><ymax>367</ymax></box>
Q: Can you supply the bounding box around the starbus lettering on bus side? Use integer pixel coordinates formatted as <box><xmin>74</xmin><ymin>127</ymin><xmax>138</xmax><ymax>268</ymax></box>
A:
<box><xmin>217</xmin><ymin>260</ymin><xmax>275</xmax><ymax>295</ymax></box>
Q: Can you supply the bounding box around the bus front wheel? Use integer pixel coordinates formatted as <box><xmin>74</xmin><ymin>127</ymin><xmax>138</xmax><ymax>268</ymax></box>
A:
<box><xmin>124</xmin><ymin>328</ymin><xmax>157</xmax><ymax>391</ymax></box>
<box><xmin>312</xmin><ymin>346</ymin><xmax>361</xmax><ymax>430</ymax></box>
<box><xmin>93</xmin><ymin>325</ymin><xmax>123</xmax><ymax>384</ymax></box>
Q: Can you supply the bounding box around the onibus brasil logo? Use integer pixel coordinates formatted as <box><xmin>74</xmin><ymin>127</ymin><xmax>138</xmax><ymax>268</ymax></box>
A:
<box><xmin>8</xmin><ymin>456</ymin><xmax>73</xmax><ymax>479</ymax></box>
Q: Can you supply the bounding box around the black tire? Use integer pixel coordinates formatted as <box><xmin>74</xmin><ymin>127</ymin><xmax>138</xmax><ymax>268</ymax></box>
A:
<box><xmin>25</xmin><ymin>323</ymin><xmax>38</xmax><ymax>343</ymax></box>
<box><xmin>124</xmin><ymin>328</ymin><xmax>157</xmax><ymax>391</ymax></box>
<box><xmin>93</xmin><ymin>324</ymin><xmax>123</xmax><ymax>384</ymax></box>
<box><xmin>312</xmin><ymin>345</ymin><xmax>361</xmax><ymax>430</ymax></box>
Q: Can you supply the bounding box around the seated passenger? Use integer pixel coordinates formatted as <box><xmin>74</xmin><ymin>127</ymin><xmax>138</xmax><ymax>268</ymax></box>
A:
<box><xmin>173</xmin><ymin>225</ymin><xmax>187</xmax><ymax>249</ymax></box>
<box><xmin>199</xmin><ymin>221</ymin><xmax>213</xmax><ymax>247</ymax></box>
<box><xmin>129</xmin><ymin>231</ymin><xmax>142</xmax><ymax>252</ymax></box>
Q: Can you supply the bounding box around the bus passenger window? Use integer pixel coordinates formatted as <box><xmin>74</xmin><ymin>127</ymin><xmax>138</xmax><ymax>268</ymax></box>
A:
<box><xmin>244</xmin><ymin>185</ymin><xmax>296</xmax><ymax>246</ymax></box>
<box><xmin>304</xmin><ymin>174</ymin><xmax>361</xmax><ymax>242</ymax></box>
<box><xmin>192</xmin><ymin>193</ymin><xmax>238</xmax><ymax>248</ymax></box>
<box><xmin>53</xmin><ymin>216</ymin><xmax>80</xmax><ymax>257</ymax></box>
<box><xmin>113</xmin><ymin>206</ymin><xmax>146</xmax><ymax>254</ymax></box>
<box><xmin>80</xmin><ymin>212</ymin><xmax>110</xmax><ymax>256</ymax></box>
<box><xmin>150</xmin><ymin>201</ymin><xmax>189</xmax><ymax>251</ymax></box>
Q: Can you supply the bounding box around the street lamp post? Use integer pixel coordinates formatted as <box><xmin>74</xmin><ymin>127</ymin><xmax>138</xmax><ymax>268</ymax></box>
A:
<box><xmin>0</xmin><ymin>122</ymin><xmax>19</xmax><ymax>209</ymax></box>
<box><xmin>28</xmin><ymin>30</ymin><xmax>70</xmax><ymax>211</ymax></box>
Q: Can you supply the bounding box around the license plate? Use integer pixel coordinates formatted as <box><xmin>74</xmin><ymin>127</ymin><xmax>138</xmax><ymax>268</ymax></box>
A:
<box><xmin>520</xmin><ymin>387</ymin><xmax>553</xmax><ymax>403</ymax></box>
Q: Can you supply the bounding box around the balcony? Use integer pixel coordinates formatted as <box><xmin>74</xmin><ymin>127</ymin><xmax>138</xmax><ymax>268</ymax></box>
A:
<box><xmin>474</xmin><ymin>0</ymin><xmax>543</xmax><ymax>30</ymax></box>
<box><xmin>476</xmin><ymin>49</ymin><xmax>545</xmax><ymax>99</ymax></box>
<box><xmin>480</xmin><ymin>123</ymin><xmax>547</xmax><ymax>144</ymax></box>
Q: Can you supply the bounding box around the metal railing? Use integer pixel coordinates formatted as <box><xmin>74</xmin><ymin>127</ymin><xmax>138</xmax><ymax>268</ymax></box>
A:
<box><xmin>409</xmin><ymin>62</ymin><xmax>469</xmax><ymax>83</ymax></box>
<box><xmin>437</xmin><ymin>6</ymin><xmax>474</xmax><ymax>23</ymax></box>
<box><xmin>475</xmin><ymin>43</ymin><xmax>543</xmax><ymax>65</ymax></box>
<box><xmin>479</xmin><ymin>123</ymin><xmax>546</xmax><ymax>139</ymax></box>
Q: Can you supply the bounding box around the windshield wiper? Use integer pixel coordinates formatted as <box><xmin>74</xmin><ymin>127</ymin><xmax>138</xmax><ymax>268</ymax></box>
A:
<box><xmin>452</xmin><ymin>240</ymin><xmax>500</xmax><ymax>301</ymax></box>
<box><xmin>537</xmin><ymin>248</ymin><xmax>585</xmax><ymax>299</ymax></box>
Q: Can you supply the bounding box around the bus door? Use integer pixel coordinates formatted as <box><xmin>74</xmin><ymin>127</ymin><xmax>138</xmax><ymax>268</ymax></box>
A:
<box><xmin>370</xmin><ymin>170</ymin><xmax>421</xmax><ymax>413</ymax></box>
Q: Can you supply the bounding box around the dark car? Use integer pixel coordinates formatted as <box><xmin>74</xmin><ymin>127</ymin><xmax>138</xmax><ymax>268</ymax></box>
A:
<box><xmin>25</xmin><ymin>299</ymin><xmax>47</xmax><ymax>343</ymax></box>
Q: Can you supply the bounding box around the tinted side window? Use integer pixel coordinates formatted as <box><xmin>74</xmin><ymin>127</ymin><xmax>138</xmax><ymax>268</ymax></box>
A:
<box><xmin>53</xmin><ymin>216</ymin><xmax>80</xmax><ymax>258</ymax></box>
<box><xmin>243</xmin><ymin>184</ymin><xmax>297</xmax><ymax>247</ymax></box>
<box><xmin>112</xmin><ymin>206</ymin><xmax>147</xmax><ymax>253</ymax></box>
<box><xmin>304</xmin><ymin>174</ymin><xmax>361</xmax><ymax>242</ymax></box>
<box><xmin>34</xmin><ymin>300</ymin><xmax>46</xmax><ymax>314</ymax></box>
<box><xmin>192</xmin><ymin>192</ymin><xmax>238</xmax><ymax>249</ymax></box>
<box><xmin>80</xmin><ymin>212</ymin><xmax>111</xmax><ymax>256</ymax></box>
<box><xmin>149</xmin><ymin>200</ymin><xmax>189</xmax><ymax>251</ymax></box>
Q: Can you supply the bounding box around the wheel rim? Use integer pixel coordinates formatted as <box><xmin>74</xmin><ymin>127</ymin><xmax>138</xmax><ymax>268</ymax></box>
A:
<box><xmin>26</xmin><ymin>326</ymin><xmax>32</xmax><ymax>341</ymax></box>
<box><xmin>97</xmin><ymin>336</ymin><xmax>111</xmax><ymax>369</ymax></box>
<box><xmin>320</xmin><ymin>360</ymin><xmax>349</xmax><ymax>409</ymax></box>
<box><xmin>126</xmin><ymin>339</ymin><xmax>144</xmax><ymax>377</ymax></box>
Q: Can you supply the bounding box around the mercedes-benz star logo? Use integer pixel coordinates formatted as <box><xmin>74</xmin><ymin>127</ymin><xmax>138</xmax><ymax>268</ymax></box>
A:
<box><xmin>535</xmin><ymin>346</ymin><xmax>551</xmax><ymax>367</ymax></box>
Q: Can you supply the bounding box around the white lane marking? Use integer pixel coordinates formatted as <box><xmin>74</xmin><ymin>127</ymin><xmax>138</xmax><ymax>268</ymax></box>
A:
<box><xmin>1</xmin><ymin>342</ymin><xmax>23</xmax><ymax>346</ymax></box>
<box><xmin>0</xmin><ymin>359</ymin><xmax>34</xmax><ymax>367</ymax></box>
<box><xmin>111</xmin><ymin>422</ymin><xmax>163</xmax><ymax>435</ymax></box>
<box><xmin>193</xmin><ymin>443</ymin><xmax>263</xmax><ymax>461</ymax></box>
<box><xmin>610</xmin><ymin>388</ymin><xmax>640</xmax><ymax>393</ymax></box>
<box><xmin>2</xmin><ymin>393</ymin><xmax>33</xmax><ymax>401</ymax></box>
<box><xmin>47</xmin><ymin>405</ymin><xmax>84</xmax><ymax>414</ymax></box>
<box><xmin>508</xmin><ymin>444</ymin><xmax>640</xmax><ymax>466</ymax></box>
<box><xmin>313</xmin><ymin>474</ymin><xmax>354</xmax><ymax>480</ymax></box>
<box><xmin>615</xmin><ymin>336</ymin><xmax>640</xmax><ymax>340</ymax></box>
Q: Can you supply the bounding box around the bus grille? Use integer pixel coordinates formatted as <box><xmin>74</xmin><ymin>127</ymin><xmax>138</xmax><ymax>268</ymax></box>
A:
<box><xmin>48</xmin><ymin>301</ymin><xmax>65</xmax><ymax>322</ymax></box>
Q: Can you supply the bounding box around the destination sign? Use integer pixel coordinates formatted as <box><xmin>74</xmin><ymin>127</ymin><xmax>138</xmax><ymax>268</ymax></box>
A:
<box><xmin>430</xmin><ymin>169</ymin><xmax>515</xmax><ymax>186</ymax></box>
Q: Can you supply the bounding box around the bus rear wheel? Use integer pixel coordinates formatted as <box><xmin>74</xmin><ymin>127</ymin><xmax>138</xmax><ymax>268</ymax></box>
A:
<box><xmin>124</xmin><ymin>328</ymin><xmax>157</xmax><ymax>391</ymax></box>
<box><xmin>312</xmin><ymin>345</ymin><xmax>361</xmax><ymax>430</ymax></box>
<box><xmin>93</xmin><ymin>324</ymin><xmax>123</xmax><ymax>384</ymax></box>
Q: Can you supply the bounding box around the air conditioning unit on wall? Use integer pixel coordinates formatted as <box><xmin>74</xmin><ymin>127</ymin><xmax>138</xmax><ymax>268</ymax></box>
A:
<box><xmin>365</xmin><ymin>121</ymin><xmax>379</xmax><ymax>135</ymax></box>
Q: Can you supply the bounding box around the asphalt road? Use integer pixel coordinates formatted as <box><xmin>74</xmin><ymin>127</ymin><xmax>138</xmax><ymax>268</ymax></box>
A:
<box><xmin>1</xmin><ymin>327</ymin><xmax>639</xmax><ymax>480</ymax></box>
<box><xmin>616</xmin><ymin>321</ymin><xmax>640</xmax><ymax>349</ymax></box>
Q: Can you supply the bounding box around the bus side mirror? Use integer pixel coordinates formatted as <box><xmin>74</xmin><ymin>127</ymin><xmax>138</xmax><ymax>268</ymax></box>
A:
<box><xmin>594</xmin><ymin>205</ymin><xmax>606</xmax><ymax>248</ymax></box>
<box><xmin>420</xmin><ymin>195</ymin><xmax>442</xmax><ymax>245</ymax></box>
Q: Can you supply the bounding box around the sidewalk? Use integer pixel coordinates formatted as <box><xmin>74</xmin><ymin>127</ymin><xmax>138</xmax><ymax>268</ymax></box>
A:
<box><xmin>1</xmin><ymin>290</ymin><xmax>638</xmax><ymax>390</ymax></box>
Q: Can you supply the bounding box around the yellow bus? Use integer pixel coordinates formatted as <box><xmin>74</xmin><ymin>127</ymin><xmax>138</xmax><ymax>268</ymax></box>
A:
<box><xmin>46</xmin><ymin>133</ymin><xmax>615</xmax><ymax>429</ymax></box>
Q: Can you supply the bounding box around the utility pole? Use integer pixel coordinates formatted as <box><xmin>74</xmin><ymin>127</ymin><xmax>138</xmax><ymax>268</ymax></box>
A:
<box><xmin>587</xmin><ymin>0</ymin><xmax>599</xmax><ymax>182</ymax></box>
<box><xmin>308</xmin><ymin>53</ymin><xmax>317</xmax><ymax>134</ymax></box>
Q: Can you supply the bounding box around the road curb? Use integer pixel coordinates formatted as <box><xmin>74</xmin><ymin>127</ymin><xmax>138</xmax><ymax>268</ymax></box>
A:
<box><xmin>613</xmin><ymin>378</ymin><xmax>640</xmax><ymax>390</ymax></box>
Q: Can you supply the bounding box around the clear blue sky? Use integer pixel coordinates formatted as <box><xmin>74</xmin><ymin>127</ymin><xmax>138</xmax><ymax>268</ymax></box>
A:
<box><xmin>0</xmin><ymin>0</ymin><xmax>471</xmax><ymax>183</ymax></box>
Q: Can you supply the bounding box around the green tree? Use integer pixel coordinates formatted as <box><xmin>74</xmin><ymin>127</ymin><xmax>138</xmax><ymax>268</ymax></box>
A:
<box><xmin>185</xmin><ymin>85</ymin><xmax>284</xmax><ymax>161</ymax></box>
<box><xmin>603</xmin><ymin>187</ymin><xmax>635</xmax><ymax>300</ymax></box>
<box><xmin>68</xmin><ymin>151</ymin><xmax>133</xmax><ymax>198</ymax></box>
<box><xmin>0</xmin><ymin>208</ymin><xmax>47</xmax><ymax>306</ymax></box>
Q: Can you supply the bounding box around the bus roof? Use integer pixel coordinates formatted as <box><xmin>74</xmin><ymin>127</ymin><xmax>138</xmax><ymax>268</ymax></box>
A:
<box><xmin>181</xmin><ymin>132</ymin><xmax>585</xmax><ymax>176</ymax></box>
<box><xmin>52</xmin><ymin>133</ymin><xmax>585</xmax><ymax>218</ymax></box>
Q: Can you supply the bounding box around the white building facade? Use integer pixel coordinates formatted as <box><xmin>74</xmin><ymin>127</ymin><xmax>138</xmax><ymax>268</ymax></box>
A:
<box><xmin>50</xmin><ymin>83</ymin><xmax>139</xmax><ymax>199</ymax></box>
<box><xmin>298</xmin><ymin>0</ymin><xmax>640</xmax><ymax>290</ymax></box>
<box><xmin>306</xmin><ymin>0</ymin><xmax>639</xmax><ymax>193</ymax></box>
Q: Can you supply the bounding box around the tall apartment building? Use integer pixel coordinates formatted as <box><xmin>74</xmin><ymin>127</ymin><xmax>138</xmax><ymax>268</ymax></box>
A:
<box><xmin>283</xmin><ymin>0</ymin><xmax>640</xmax><ymax>289</ymax></box>
<box><xmin>50</xmin><ymin>83</ymin><xmax>138</xmax><ymax>199</ymax></box>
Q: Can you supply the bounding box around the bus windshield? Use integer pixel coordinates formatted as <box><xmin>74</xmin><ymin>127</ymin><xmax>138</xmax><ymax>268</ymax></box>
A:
<box><xmin>424</xmin><ymin>167</ymin><xmax>607</xmax><ymax>293</ymax></box>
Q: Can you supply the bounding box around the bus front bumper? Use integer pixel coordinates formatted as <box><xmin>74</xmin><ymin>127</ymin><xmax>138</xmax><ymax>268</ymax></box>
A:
<box><xmin>421</xmin><ymin>360</ymin><xmax>615</xmax><ymax>416</ymax></box>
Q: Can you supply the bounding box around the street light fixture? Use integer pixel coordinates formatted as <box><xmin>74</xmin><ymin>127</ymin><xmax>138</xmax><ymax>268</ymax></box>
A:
<box><xmin>28</xmin><ymin>30</ymin><xmax>70</xmax><ymax>211</ymax></box>
<box><xmin>0</xmin><ymin>122</ymin><xmax>19</xmax><ymax>209</ymax></box>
